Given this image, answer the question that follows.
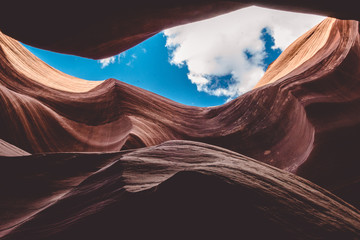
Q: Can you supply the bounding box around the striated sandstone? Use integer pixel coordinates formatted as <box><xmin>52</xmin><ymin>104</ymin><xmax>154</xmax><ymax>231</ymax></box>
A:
<box><xmin>0</xmin><ymin>1</ymin><xmax>358</xmax><ymax>59</ymax></box>
<box><xmin>1</xmin><ymin>141</ymin><xmax>359</xmax><ymax>239</ymax></box>
<box><xmin>0</xmin><ymin>2</ymin><xmax>360</xmax><ymax>239</ymax></box>
<box><xmin>0</xmin><ymin>18</ymin><xmax>359</xmax><ymax>208</ymax></box>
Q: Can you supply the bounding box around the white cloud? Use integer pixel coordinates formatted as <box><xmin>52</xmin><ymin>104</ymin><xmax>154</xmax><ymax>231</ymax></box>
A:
<box><xmin>98</xmin><ymin>56</ymin><xmax>116</xmax><ymax>68</ymax></box>
<box><xmin>117</xmin><ymin>52</ymin><xmax>126</xmax><ymax>62</ymax></box>
<box><xmin>126</xmin><ymin>54</ymin><xmax>138</xmax><ymax>66</ymax></box>
<box><xmin>98</xmin><ymin>52</ymin><xmax>126</xmax><ymax>68</ymax></box>
<box><xmin>164</xmin><ymin>6</ymin><xmax>325</xmax><ymax>99</ymax></box>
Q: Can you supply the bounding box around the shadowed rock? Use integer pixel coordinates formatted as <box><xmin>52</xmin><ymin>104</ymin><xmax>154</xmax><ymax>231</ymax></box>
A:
<box><xmin>1</xmin><ymin>141</ymin><xmax>359</xmax><ymax>239</ymax></box>
<box><xmin>0</xmin><ymin>18</ymin><xmax>359</xmax><ymax>208</ymax></box>
<box><xmin>0</xmin><ymin>2</ymin><xmax>360</xmax><ymax>239</ymax></box>
<box><xmin>0</xmin><ymin>1</ymin><xmax>358</xmax><ymax>59</ymax></box>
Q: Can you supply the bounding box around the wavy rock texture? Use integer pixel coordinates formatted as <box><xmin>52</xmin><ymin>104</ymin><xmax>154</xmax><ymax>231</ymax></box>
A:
<box><xmin>0</xmin><ymin>139</ymin><xmax>30</xmax><ymax>156</ymax></box>
<box><xmin>1</xmin><ymin>141</ymin><xmax>360</xmax><ymax>239</ymax></box>
<box><xmin>0</xmin><ymin>1</ymin><xmax>358</xmax><ymax>59</ymax></box>
<box><xmin>1</xmin><ymin>18</ymin><xmax>360</xmax><ymax>208</ymax></box>
<box><xmin>0</xmin><ymin>3</ymin><xmax>360</xmax><ymax>240</ymax></box>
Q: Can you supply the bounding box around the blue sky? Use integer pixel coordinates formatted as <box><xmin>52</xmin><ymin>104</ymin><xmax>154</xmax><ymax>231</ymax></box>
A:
<box><xmin>23</xmin><ymin>7</ymin><xmax>325</xmax><ymax>107</ymax></box>
<box><xmin>24</xmin><ymin>34</ymin><xmax>228</xmax><ymax>106</ymax></box>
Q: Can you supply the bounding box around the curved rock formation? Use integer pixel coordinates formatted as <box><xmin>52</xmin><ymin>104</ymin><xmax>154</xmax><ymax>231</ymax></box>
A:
<box><xmin>0</xmin><ymin>2</ymin><xmax>360</xmax><ymax>239</ymax></box>
<box><xmin>0</xmin><ymin>1</ymin><xmax>358</xmax><ymax>59</ymax></box>
<box><xmin>1</xmin><ymin>141</ymin><xmax>360</xmax><ymax>239</ymax></box>
<box><xmin>1</xmin><ymin>17</ymin><xmax>359</xmax><ymax>208</ymax></box>
<box><xmin>0</xmin><ymin>139</ymin><xmax>30</xmax><ymax>156</ymax></box>
<box><xmin>0</xmin><ymin>151</ymin><xmax>120</xmax><ymax>238</ymax></box>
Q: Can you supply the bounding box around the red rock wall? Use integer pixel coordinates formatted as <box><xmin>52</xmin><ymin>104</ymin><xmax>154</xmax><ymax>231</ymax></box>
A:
<box><xmin>0</xmin><ymin>18</ymin><xmax>359</xmax><ymax>208</ymax></box>
<box><xmin>0</xmin><ymin>1</ymin><xmax>358</xmax><ymax>59</ymax></box>
<box><xmin>1</xmin><ymin>3</ymin><xmax>360</xmax><ymax>239</ymax></box>
<box><xmin>1</xmin><ymin>141</ymin><xmax>359</xmax><ymax>239</ymax></box>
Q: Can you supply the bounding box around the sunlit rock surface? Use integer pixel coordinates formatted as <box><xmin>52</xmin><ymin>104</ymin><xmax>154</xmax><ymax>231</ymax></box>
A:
<box><xmin>0</xmin><ymin>139</ymin><xmax>30</xmax><ymax>156</ymax></box>
<box><xmin>0</xmin><ymin>3</ymin><xmax>360</xmax><ymax>239</ymax></box>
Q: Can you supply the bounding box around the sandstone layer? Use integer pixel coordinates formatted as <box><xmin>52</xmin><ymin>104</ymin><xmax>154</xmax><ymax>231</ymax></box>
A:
<box><xmin>1</xmin><ymin>141</ymin><xmax>360</xmax><ymax>239</ymax></box>
<box><xmin>1</xmin><ymin>18</ymin><xmax>359</xmax><ymax>208</ymax></box>
<box><xmin>0</xmin><ymin>3</ymin><xmax>359</xmax><ymax>240</ymax></box>
<box><xmin>0</xmin><ymin>1</ymin><xmax>358</xmax><ymax>59</ymax></box>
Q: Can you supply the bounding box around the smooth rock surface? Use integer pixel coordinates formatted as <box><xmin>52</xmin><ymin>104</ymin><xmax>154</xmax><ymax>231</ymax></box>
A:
<box><xmin>0</xmin><ymin>18</ymin><xmax>359</xmax><ymax>208</ymax></box>
<box><xmin>1</xmin><ymin>141</ymin><xmax>359</xmax><ymax>239</ymax></box>
<box><xmin>0</xmin><ymin>1</ymin><xmax>358</xmax><ymax>59</ymax></box>
<box><xmin>0</xmin><ymin>139</ymin><xmax>30</xmax><ymax>156</ymax></box>
<box><xmin>1</xmin><ymin>3</ymin><xmax>360</xmax><ymax>239</ymax></box>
